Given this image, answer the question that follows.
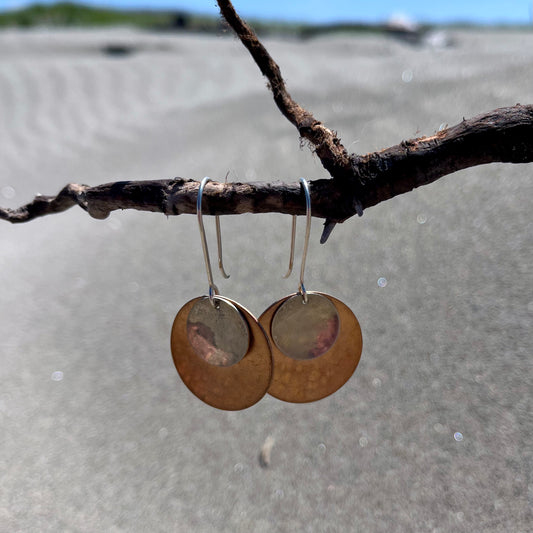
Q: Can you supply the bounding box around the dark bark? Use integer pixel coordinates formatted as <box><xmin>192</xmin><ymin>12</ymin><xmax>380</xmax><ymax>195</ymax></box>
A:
<box><xmin>351</xmin><ymin>104</ymin><xmax>533</xmax><ymax>212</ymax></box>
<box><xmin>1</xmin><ymin>0</ymin><xmax>532</xmax><ymax>244</ymax></box>
<box><xmin>217</xmin><ymin>0</ymin><xmax>352</xmax><ymax>181</ymax></box>
<box><xmin>2</xmin><ymin>103</ymin><xmax>532</xmax><ymax>227</ymax></box>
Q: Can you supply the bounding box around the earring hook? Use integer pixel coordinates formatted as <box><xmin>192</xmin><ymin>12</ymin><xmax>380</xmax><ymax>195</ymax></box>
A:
<box><xmin>283</xmin><ymin>215</ymin><xmax>296</xmax><ymax>279</ymax></box>
<box><xmin>283</xmin><ymin>178</ymin><xmax>311</xmax><ymax>303</ymax></box>
<box><xmin>298</xmin><ymin>178</ymin><xmax>311</xmax><ymax>303</ymax></box>
<box><xmin>215</xmin><ymin>215</ymin><xmax>230</xmax><ymax>279</ymax></box>
<box><xmin>197</xmin><ymin>177</ymin><xmax>229</xmax><ymax>305</ymax></box>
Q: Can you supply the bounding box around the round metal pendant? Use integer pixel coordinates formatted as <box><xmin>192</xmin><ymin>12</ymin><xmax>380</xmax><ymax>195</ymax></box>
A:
<box><xmin>171</xmin><ymin>296</ymin><xmax>272</xmax><ymax>411</ymax></box>
<box><xmin>259</xmin><ymin>292</ymin><xmax>362</xmax><ymax>404</ymax></box>
<box><xmin>271</xmin><ymin>293</ymin><xmax>339</xmax><ymax>360</ymax></box>
<box><xmin>187</xmin><ymin>297</ymin><xmax>249</xmax><ymax>367</ymax></box>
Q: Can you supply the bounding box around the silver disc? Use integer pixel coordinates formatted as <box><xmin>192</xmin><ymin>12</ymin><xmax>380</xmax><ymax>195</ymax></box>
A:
<box><xmin>187</xmin><ymin>296</ymin><xmax>250</xmax><ymax>367</ymax></box>
<box><xmin>271</xmin><ymin>292</ymin><xmax>340</xmax><ymax>360</ymax></box>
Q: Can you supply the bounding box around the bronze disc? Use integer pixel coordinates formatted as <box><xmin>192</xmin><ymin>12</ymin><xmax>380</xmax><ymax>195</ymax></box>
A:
<box><xmin>259</xmin><ymin>292</ymin><xmax>362</xmax><ymax>403</ymax></box>
<box><xmin>171</xmin><ymin>296</ymin><xmax>272</xmax><ymax>411</ymax></box>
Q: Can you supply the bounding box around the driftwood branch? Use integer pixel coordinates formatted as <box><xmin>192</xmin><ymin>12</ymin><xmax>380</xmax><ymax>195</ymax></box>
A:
<box><xmin>1</xmin><ymin>0</ymin><xmax>533</xmax><ymax>243</ymax></box>
<box><xmin>217</xmin><ymin>0</ymin><xmax>351</xmax><ymax>181</ymax></box>
<box><xmin>2</xmin><ymin>104</ymin><xmax>532</xmax><ymax>226</ymax></box>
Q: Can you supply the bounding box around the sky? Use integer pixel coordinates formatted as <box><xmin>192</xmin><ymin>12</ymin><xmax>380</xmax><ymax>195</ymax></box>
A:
<box><xmin>1</xmin><ymin>0</ymin><xmax>532</xmax><ymax>25</ymax></box>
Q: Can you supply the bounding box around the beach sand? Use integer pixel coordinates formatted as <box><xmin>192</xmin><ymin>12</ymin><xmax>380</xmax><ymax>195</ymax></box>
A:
<box><xmin>0</xmin><ymin>27</ymin><xmax>532</xmax><ymax>531</ymax></box>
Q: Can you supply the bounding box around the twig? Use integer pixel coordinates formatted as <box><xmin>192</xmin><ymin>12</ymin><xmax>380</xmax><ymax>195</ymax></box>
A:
<box><xmin>1</xmin><ymin>0</ymin><xmax>532</xmax><ymax>243</ymax></box>
<box><xmin>0</xmin><ymin>184</ymin><xmax>88</xmax><ymax>223</ymax></box>
<box><xmin>216</xmin><ymin>0</ymin><xmax>352</xmax><ymax>181</ymax></box>
<box><xmin>2</xmin><ymin>105</ymin><xmax>531</xmax><ymax>226</ymax></box>
<box><xmin>353</xmin><ymin>104</ymin><xmax>533</xmax><ymax>210</ymax></box>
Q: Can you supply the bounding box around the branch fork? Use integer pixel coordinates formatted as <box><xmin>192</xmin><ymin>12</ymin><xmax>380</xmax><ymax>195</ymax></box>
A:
<box><xmin>1</xmin><ymin>0</ymin><xmax>532</xmax><ymax>243</ymax></box>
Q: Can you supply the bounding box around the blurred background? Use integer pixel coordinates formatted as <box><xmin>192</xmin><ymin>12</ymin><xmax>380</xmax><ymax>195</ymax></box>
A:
<box><xmin>0</xmin><ymin>1</ymin><xmax>532</xmax><ymax>532</ymax></box>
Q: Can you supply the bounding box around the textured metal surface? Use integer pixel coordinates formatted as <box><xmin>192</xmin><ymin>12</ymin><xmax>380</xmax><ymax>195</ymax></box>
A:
<box><xmin>271</xmin><ymin>293</ymin><xmax>339</xmax><ymax>360</ymax></box>
<box><xmin>172</xmin><ymin>296</ymin><xmax>272</xmax><ymax>410</ymax></box>
<box><xmin>260</xmin><ymin>292</ymin><xmax>362</xmax><ymax>403</ymax></box>
<box><xmin>186</xmin><ymin>296</ymin><xmax>249</xmax><ymax>367</ymax></box>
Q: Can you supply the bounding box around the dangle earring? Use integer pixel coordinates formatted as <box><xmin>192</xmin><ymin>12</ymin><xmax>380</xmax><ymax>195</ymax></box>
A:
<box><xmin>259</xmin><ymin>178</ymin><xmax>363</xmax><ymax>403</ymax></box>
<box><xmin>170</xmin><ymin>177</ymin><xmax>272</xmax><ymax>410</ymax></box>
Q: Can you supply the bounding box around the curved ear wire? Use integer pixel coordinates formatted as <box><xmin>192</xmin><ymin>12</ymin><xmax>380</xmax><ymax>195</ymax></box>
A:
<box><xmin>283</xmin><ymin>215</ymin><xmax>296</xmax><ymax>279</ymax></box>
<box><xmin>298</xmin><ymin>178</ymin><xmax>311</xmax><ymax>303</ymax></box>
<box><xmin>215</xmin><ymin>215</ymin><xmax>230</xmax><ymax>279</ymax></box>
<box><xmin>282</xmin><ymin>178</ymin><xmax>311</xmax><ymax>303</ymax></box>
<box><xmin>197</xmin><ymin>177</ymin><xmax>230</xmax><ymax>305</ymax></box>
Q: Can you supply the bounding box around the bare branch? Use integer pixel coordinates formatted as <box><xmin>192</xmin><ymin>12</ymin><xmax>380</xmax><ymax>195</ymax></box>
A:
<box><xmin>214</xmin><ymin>0</ymin><xmax>532</xmax><ymax>236</ymax></box>
<box><xmin>0</xmin><ymin>179</ymin><xmax>333</xmax><ymax>223</ymax></box>
<box><xmin>2</xmin><ymin>105</ymin><xmax>532</xmax><ymax>226</ymax></box>
<box><xmin>351</xmin><ymin>104</ymin><xmax>533</xmax><ymax>211</ymax></box>
<box><xmin>0</xmin><ymin>184</ymin><xmax>88</xmax><ymax>223</ymax></box>
<box><xmin>1</xmin><ymin>1</ymin><xmax>532</xmax><ymax>237</ymax></box>
<box><xmin>216</xmin><ymin>0</ymin><xmax>352</xmax><ymax>180</ymax></box>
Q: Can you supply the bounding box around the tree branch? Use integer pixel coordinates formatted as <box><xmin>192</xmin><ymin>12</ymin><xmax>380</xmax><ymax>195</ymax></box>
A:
<box><xmin>217</xmin><ymin>0</ymin><xmax>352</xmax><ymax>181</ymax></box>
<box><xmin>352</xmin><ymin>104</ymin><xmax>533</xmax><ymax>211</ymax></box>
<box><xmin>2</xmin><ymin>105</ymin><xmax>532</xmax><ymax>225</ymax></box>
<box><xmin>1</xmin><ymin>0</ymin><xmax>532</xmax><ymax>242</ymax></box>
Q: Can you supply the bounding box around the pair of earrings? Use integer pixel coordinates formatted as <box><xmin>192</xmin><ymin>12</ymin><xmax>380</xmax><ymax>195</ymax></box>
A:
<box><xmin>170</xmin><ymin>177</ymin><xmax>363</xmax><ymax>410</ymax></box>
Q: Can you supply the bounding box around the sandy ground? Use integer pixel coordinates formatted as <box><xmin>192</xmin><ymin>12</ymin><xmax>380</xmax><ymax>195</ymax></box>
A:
<box><xmin>0</xmin><ymin>26</ymin><xmax>532</xmax><ymax>532</ymax></box>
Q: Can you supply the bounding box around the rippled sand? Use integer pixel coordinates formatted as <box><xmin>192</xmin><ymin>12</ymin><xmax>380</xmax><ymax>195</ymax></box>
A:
<box><xmin>1</xmin><ymin>27</ymin><xmax>531</xmax><ymax>532</ymax></box>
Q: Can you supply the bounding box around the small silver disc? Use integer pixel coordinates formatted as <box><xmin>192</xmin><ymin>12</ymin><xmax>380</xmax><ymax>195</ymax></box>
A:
<box><xmin>187</xmin><ymin>296</ymin><xmax>250</xmax><ymax>367</ymax></box>
<box><xmin>271</xmin><ymin>292</ymin><xmax>340</xmax><ymax>360</ymax></box>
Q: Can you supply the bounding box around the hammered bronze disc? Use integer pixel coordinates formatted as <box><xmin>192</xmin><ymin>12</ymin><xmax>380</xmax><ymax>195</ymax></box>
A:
<box><xmin>171</xmin><ymin>296</ymin><xmax>272</xmax><ymax>410</ymax></box>
<box><xmin>259</xmin><ymin>292</ymin><xmax>362</xmax><ymax>403</ymax></box>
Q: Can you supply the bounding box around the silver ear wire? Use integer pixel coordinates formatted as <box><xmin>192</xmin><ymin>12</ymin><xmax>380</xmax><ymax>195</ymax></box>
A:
<box><xmin>283</xmin><ymin>178</ymin><xmax>311</xmax><ymax>303</ymax></box>
<box><xmin>197</xmin><ymin>177</ymin><xmax>230</xmax><ymax>305</ymax></box>
<box><xmin>298</xmin><ymin>178</ymin><xmax>311</xmax><ymax>303</ymax></box>
<box><xmin>215</xmin><ymin>215</ymin><xmax>230</xmax><ymax>279</ymax></box>
<box><xmin>283</xmin><ymin>215</ymin><xmax>297</xmax><ymax>279</ymax></box>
